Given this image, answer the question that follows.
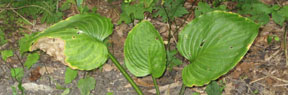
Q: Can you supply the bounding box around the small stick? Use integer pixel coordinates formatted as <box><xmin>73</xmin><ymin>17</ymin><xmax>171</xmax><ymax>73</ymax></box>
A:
<box><xmin>285</xmin><ymin>22</ymin><xmax>288</xmax><ymax>67</ymax></box>
<box><xmin>273</xmin><ymin>84</ymin><xmax>288</xmax><ymax>87</ymax></box>
<box><xmin>249</xmin><ymin>76</ymin><xmax>268</xmax><ymax>84</ymax></box>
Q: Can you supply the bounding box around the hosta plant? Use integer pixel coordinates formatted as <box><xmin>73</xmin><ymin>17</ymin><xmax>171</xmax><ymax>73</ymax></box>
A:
<box><xmin>124</xmin><ymin>21</ymin><xmax>166</xmax><ymax>94</ymax></box>
<box><xmin>177</xmin><ymin>11</ymin><xmax>259</xmax><ymax>93</ymax></box>
<box><xmin>19</xmin><ymin>10</ymin><xmax>259</xmax><ymax>95</ymax></box>
<box><xmin>19</xmin><ymin>14</ymin><xmax>143</xmax><ymax>94</ymax></box>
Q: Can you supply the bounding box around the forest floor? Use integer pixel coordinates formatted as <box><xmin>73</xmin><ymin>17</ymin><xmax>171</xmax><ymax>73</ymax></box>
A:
<box><xmin>0</xmin><ymin>0</ymin><xmax>288</xmax><ymax>95</ymax></box>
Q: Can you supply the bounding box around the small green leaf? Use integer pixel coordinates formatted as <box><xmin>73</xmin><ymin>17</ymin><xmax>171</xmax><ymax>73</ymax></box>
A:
<box><xmin>192</xmin><ymin>92</ymin><xmax>200</xmax><ymax>95</ymax></box>
<box><xmin>278</xmin><ymin>6</ymin><xmax>288</xmax><ymax>18</ymax></box>
<box><xmin>11</xmin><ymin>86</ymin><xmax>17</xmax><ymax>95</ymax></box>
<box><xmin>65</xmin><ymin>67</ymin><xmax>78</xmax><ymax>84</ymax></box>
<box><xmin>195</xmin><ymin>2</ymin><xmax>226</xmax><ymax>17</ymax></box>
<box><xmin>1</xmin><ymin>50</ymin><xmax>13</xmax><ymax>61</ymax></box>
<box><xmin>274</xmin><ymin>36</ymin><xmax>280</xmax><ymax>41</ymax></box>
<box><xmin>272</xmin><ymin>5</ymin><xmax>280</xmax><ymax>10</ymax></box>
<box><xmin>77</xmin><ymin>77</ymin><xmax>96</xmax><ymax>95</ymax></box>
<box><xmin>0</xmin><ymin>29</ymin><xmax>7</xmax><ymax>46</ymax></box>
<box><xmin>124</xmin><ymin>21</ymin><xmax>166</xmax><ymax>78</ymax></box>
<box><xmin>24</xmin><ymin>53</ymin><xmax>40</xmax><ymax>69</ymax></box>
<box><xmin>272</xmin><ymin>12</ymin><xmax>285</xmax><ymax>26</ymax></box>
<box><xmin>106</xmin><ymin>92</ymin><xmax>114</xmax><ymax>95</ymax></box>
<box><xmin>205</xmin><ymin>81</ymin><xmax>223</xmax><ymax>95</ymax></box>
<box><xmin>61</xmin><ymin>88</ymin><xmax>70</xmax><ymax>95</ymax></box>
<box><xmin>56</xmin><ymin>83</ymin><xmax>66</xmax><ymax>90</ymax></box>
<box><xmin>267</xmin><ymin>35</ymin><xmax>273</xmax><ymax>44</ymax></box>
<box><xmin>118</xmin><ymin>3</ymin><xmax>153</xmax><ymax>24</ymax></box>
<box><xmin>154</xmin><ymin>0</ymin><xmax>188</xmax><ymax>22</ymax></box>
<box><xmin>10</xmin><ymin>67</ymin><xmax>24</xmax><ymax>81</ymax></box>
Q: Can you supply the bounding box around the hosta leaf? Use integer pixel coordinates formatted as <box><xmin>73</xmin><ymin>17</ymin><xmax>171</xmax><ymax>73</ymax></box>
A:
<box><xmin>20</xmin><ymin>14</ymin><xmax>113</xmax><ymax>70</ymax></box>
<box><xmin>177</xmin><ymin>11</ymin><xmax>259</xmax><ymax>87</ymax></box>
<box><xmin>124</xmin><ymin>21</ymin><xmax>166</xmax><ymax>78</ymax></box>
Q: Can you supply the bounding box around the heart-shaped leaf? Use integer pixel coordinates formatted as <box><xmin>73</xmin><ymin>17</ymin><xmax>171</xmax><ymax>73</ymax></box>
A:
<box><xmin>177</xmin><ymin>11</ymin><xmax>259</xmax><ymax>87</ymax></box>
<box><xmin>20</xmin><ymin>14</ymin><xmax>113</xmax><ymax>70</ymax></box>
<box><xmin>124</xmin><ymin>21</ymin><xmax>166</xmax><ymax>78</ymax></box>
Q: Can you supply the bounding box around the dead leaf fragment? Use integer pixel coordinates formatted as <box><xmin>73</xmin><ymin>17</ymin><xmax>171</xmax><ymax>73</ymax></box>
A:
<box><xmin>39</xmin><ymin>66</ymin><xmax>55</xmax><ymax>75</ymax></box>
<box><xmin>29</xmin><ymin>67</ymin><xmax>41</xmax><ymax>81</ymax></box>
<box><xmin>31</xmin><ymin>37</ymin><xmax>66</xmax><ymax>65</ymax></box>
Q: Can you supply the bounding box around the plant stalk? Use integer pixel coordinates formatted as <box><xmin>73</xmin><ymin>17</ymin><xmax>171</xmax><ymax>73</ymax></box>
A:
<box><xmin>179</xmin><ymin>83</ymin><xmax>186</xmax><ymax>95</ymax></box>
<box><xmin>108</xmin><ymin>52</ymin><xmax>143</xmax><ymax>95</ymax></box>
<box><xmin>152</xmin><ymin>75</ymin><xmax>160</xmax><ymax>95</ymax></box>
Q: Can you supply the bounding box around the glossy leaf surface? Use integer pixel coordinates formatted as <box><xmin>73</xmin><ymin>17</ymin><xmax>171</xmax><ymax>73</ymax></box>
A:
<box><xmin>21</xmin><ymin>14</ymin><xmax>113</xmax><ymax>70</ymax></box>
<box><xmin>124</xmin><ymin>21</ymin><xmax>166</xmax><ymax>78</ymax></box>
<box><xmin>177</xmin><ymin>11</ymin><xmax>259</xmax><ymax>87</ymax></box>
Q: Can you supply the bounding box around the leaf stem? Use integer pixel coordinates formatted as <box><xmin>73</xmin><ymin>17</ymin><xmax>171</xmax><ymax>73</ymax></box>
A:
<box><xmin>108</xmin><ymin>52</ymin><xmax>143</xmax><ymax>95</ymax></box>
<box><xmin>152</xmin><ymin>75</ymin><xmax>160</xmax><ymax>95</ymax></box>
<box><xmin>179</xmin><ymin>83</ymin><xmax>186</xmax><ymax>95</ymax></box>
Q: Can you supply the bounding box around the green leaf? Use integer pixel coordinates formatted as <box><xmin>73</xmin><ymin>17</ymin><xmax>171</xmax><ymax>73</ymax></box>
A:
<box><xmin>10</xmin><ymin>67</ymin><xmax>24</xmax><ymax>81</ymax></box>
<box><xmin>20</xmin><ymin>14</ymin><xmax>113</xmax><ymax>70</ymax></box>
<box><xmin>177</xmin><ymin>11</ymin><xmax>259</xmax><ymax>87</ymax></box>
<box><xmin>278</xmin><ymin>6</ymin><xmax>288</xmax><ymax>19</ymax></box>
<box><xmin>24</xmin><ymin>53</ymin><xmax>40</xmax><ymax>69</ymax></box>
<box><xmin>11</xmin><ymin>86</ymin><xmax>17</xmax><ymax>95</ymax></box>
<box><xmin>205</xmin><ymin>81</ymin><xmax>223</xmax><ymax>95</ymax></box>
<box><xmin>267</xmin><ymin>35</ymin><xmax>273</xmax><ymax>44</ymax></box>
<box><xmin>1</xmin><ymin>50</ymin><xmax>13</xmax><ymax>61</ymax></box>
<box><xmin>106</xmin><ymin>92</ymin><xmax>114</xmax><ymax>95</ymax></box>
<box><xmin>65</xmin><ymin>67</ymin><xmax>78</xmax><ymax>84</ymax></box>
<box><xmin>195</xmin><ymin>2</ymin><xmax>226</xmax><ymax>17</ymax></box>
<box><xmin>154</xmin><ymin>0</ymin><xmax>188</xmax><ymax>22</ymax></box>
<box><xmin>0</xmin><ymin>29</ymin><xmax>7</xmax><ymax>46</ymax></box>
<box><xmin>77</xmin><ymin>77</ymin><xmax>96</xmax><ymax>95</ymax></box>
<box><xmin>238</xmin><ymin>2</ymin><xmax>272</xmax><ymax>25</ymax></box>
<box><xmin>56</xmin><ymin>83</ymin><xmax>66</xmax><ymax>90</ymax></box>
<box><xmin>124</xmin><ymin>21</ymin><xmax>166</xmax><ymax>78</ymax></box>
<box><xmin>274</xmin><ymin>36</ymin><xmax>280</xmax><ymax>41</ymax></box>
<box><xmin>167</xmin><ymin>50</ymin><xmax>182</xmax><ymax>71</ymax></box>
<box><xmin>61</xmin><ymin>88</ymin><xmax>70</xmax><ymax>95</ymax></box>
<box><xmin>272</xmin><ymin>5</ymin><xmax>280</xmax><ymax>10</ymax></box>
<box><xmin>118</xmin><ymin>3</ymin><xmax>153</xmax><ymax>24</ymax></box>
<box><xmin>272</xmin><ymin>12</ymin><xmax>285</xmax><ymax>26</ymax></box>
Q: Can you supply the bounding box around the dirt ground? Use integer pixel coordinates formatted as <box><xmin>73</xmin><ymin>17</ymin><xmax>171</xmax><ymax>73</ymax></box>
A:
<box><xmin>0</xmin><ymin>0</ymin><xmax>287</xmax><ymax>95</ymax></box>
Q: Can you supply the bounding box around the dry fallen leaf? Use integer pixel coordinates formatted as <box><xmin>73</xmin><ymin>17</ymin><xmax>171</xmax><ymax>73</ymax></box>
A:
<box><xmin>39</xmin><ymin>66</ymin><xmax>55</xmax><ymax>75</ymax></box>
<box><xmin>29</xmin><ymin>67</ymin><xmax>41</xmax><ymax>81</ymax></box>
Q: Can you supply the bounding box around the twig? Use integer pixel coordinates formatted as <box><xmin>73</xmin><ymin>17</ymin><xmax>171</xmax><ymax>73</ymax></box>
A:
<box><xmin>273</xmin><ymin>84</ymin><xmax>288</xmax><ymax>87</ymax></box>
<box><xmin>148</xmin><ymin>81</ymin><xmax>181</xmax><ymax>94</ymax></box>
<box><xmin>269</xmin><ymin>75</ymin><xmax>288</xmax><ymax>83</ymax></box>
<box><xmin>2</xmin><ymin>5</ymin><xmax>53</xmax><ymax>15</ymax></box>
<box><xmin>249</xmin><ymin>76</ymin><xmax>268</xmax><ymax>84</ymax></box>
<box><xmin>10</xmin><ymin>8</ymin><xmax>34</xmax><ymax>26</ymax></box>
<box><xmin>264</xmin><ymin>49</ymin><xmax>281</xmax><ymax>61</ymax></box>
<box><xmin>285</xmin><ymin>22</ymin><xmax>288</xmax><ymax>67</ymax></box>
<box><xmin>42</xmin><ymin>61</ymin><xmax>52</xmax><ymax>86</ymax></box>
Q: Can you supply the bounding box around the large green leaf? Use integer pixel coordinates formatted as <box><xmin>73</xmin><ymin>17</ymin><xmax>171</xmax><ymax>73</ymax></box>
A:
<box><xmin>124</xmin><ymin>21</ymin><xmax>166</xmax><ymax>78</ymax></box>
<box><xmin>20</xmin><ymin>14</ymin><xmax>113</xmax><ymax>70</ymax></box>
<box><xmin>177</xmin><ymin>11</ymin><xmax>259</xmax><ymax>87</ymax></box>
